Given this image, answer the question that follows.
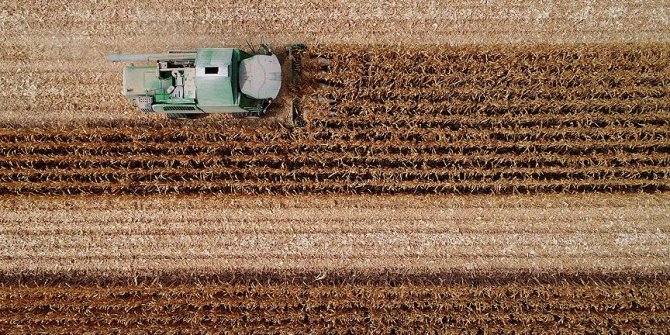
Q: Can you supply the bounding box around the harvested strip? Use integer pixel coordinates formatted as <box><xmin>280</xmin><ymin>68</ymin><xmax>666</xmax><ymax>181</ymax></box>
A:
<box><xmin>1</xmin><ymin>194</ymin><xmax>668</xmax><ymax>275</ymax></box>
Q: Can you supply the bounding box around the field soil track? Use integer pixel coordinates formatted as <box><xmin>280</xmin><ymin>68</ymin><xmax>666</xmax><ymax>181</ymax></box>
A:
<box><xmin>2</xmin><ymin>194</ymin><xmax>668</xmax><ymax>275</ymax></box>
<box><xmin>1</xmin><ymin>44</ymin><xmax>669</xmax><ymax>195</ymax></box>
<box><xmin>1</xmin><ymin>272</ymin><xmax>669</xmax><ymax>334</ymax></box>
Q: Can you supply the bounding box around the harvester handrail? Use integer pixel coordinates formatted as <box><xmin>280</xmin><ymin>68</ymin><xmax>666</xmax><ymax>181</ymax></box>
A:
<box><xmin>107</xmin><ymin>53</ymin><xmax>197</xmax><ymax>62</ymax></box>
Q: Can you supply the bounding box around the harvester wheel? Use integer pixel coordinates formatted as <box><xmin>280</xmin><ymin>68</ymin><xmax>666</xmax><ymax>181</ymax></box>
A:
<box><xmin>166</xmin><ymin>113</ymin><xmax>203</xmax><ymax>120</ymax></box>
<box><xmin>232</xmin><ymin>112</ymin><xmax>251</xmax><ymax>118</ymax></box>
<box><xmin>232</xmin><ymin>112</ymin><xmax>262</xmax><ymax>119</ymax></box>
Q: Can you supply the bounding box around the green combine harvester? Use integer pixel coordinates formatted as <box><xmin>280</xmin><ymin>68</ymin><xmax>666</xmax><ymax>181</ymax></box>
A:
<box><xmin>107</xmin><ymin>44</ymin><xmax>286</xmax><ymax>119</ymax></box>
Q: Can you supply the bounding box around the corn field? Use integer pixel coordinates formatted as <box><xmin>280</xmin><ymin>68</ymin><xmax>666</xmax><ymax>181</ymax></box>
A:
<box><xmin>1</xmin><ymin>44</ymin><xmax>668</xmax><ymax>195</ymax></box>
<box><xmin>1</xmin><ymin>272</ymin><xmax>669</xmax><ymax>334</ymax></box>
<box><xmin>3</xmin><ymin>0</ymin><xmax>670</xmax><ymax>333</ymax></box>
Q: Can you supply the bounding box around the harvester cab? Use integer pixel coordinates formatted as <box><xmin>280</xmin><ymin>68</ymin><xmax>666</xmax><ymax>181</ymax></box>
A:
<box><xmin>107</xmin><ymin>47</ymin><xmax>282</xmax><ymax>119</ymax></box>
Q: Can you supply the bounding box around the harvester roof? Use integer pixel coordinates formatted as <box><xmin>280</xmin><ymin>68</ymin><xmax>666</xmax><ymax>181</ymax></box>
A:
<box><xmin>194</xmin><ymin>48</ymin><xmax>237</xmax><ymax>107</ymax></box>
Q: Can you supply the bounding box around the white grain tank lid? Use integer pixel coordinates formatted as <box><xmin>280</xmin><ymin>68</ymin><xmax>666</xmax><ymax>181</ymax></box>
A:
<box><xmin>238</xmin><ymin>55</ymin><xmax>282</xmax><ymax>99</ymax></box>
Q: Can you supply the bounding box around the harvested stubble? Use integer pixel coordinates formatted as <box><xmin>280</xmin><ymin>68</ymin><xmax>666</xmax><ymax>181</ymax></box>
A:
<box><xmin>0</xmin><ymin>44</ymin><xmax>669</xmax><ymax>195</ymax></box>
<box><xmin>2</xmin><ymin>194</ymin><xmax>668</xmax><ymax>275</ymax></box>
<box><xmin>1</xmin><ymin>272</ymin><xmax>669</xmax><ymax>334</ymax></box>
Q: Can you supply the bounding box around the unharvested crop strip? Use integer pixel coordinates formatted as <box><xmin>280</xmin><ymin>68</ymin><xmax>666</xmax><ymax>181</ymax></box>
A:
<box><xmin>1</xmin><ymin>271</ymin><xmax>669</xmax><ymax>334</ymax></box>
<box><xmin>0</xmin><ymin>44</ymin><xmax>668</xmax><ymax>195</ymax></box>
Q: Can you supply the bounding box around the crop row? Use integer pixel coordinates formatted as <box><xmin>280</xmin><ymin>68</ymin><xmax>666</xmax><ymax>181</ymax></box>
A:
<box><xmin>2</xmin><ymin>151</ymin><xmax>667</xmax><ymax>170</ymax></box>
<box><xmin>316</xmin><ymin>99</ymin><xmax>670</xmax><ymax>120</ymax></box>
<box><xmin>307</xmin><ymin>45</ymin><xmax>670</xmax><ymax>74</ymax></box>
<box><xmin>3</xmin><ymin>123</ymin><xmax>668</xmax><ymax>147</ymax></box>
<box><xmin>0</xmin><ymin>179</ymin><xmax>666</xmax><ymax>195</ymax></box>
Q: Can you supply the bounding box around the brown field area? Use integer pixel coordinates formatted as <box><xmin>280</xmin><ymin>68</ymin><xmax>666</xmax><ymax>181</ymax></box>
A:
<box><xmin>1</xmin><ymin>273</ymin><xmax>669</xmax><ymax>334</ymax></box>
<box><xmin>1</xmin><ymin>44</ymin><xmax>669</xmax><ymax>195</ymax></box>
<box><xmin>2</xmin><ymin>194</ymin><xmax>670</xmax><ymax>333</ymax></box>
<box><xmin>2</xmin><ymin>0</ymin><xmax>670</xmax><ymax>333</ymax></box>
